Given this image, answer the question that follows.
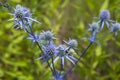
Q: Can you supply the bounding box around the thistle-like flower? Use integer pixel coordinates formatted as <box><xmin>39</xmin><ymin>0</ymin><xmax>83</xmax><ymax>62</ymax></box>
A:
<box><xmin>9</xmin><ymin>5</ymin><xmax>40</xmax><ymax>30</ymax></box>
<box><xmin>110</xmin><ymin>23</ymin><xmax>120</xmax><ymax>36</ymax></box>
<box><xmin>36</xmin><ymin>42</ymin><xmax>57</xmax><ymax>62</ymax></box>
<box><xmin>27</xmin><ymin>33</ymin><xmax>40</xmax><ymax>43</ymax></box>
<box><xmin>88</xmin><ymin>22</ymin><xmax>99</xmax><ymax>42</ymax></box>
<box><xmin>40</xmin><ymin>30</ymin><xmax>55</xmax><ymax>41</ymax></box>
<box><xmin>100</xmin><ymin>10</ymin><xmax>110</xmax><ymax>21</ymax></box>
<box><xmin>64</xmin><ymin>39</ymin><xmax>78</xmax><ymax>49</ymax></box>
<box><xmin>54</xmin><ymin>45</ymin><xmax>77</xmax><ymax>68</ymax></box>
<box><xmin>99</xmin><ymin>10</ymin><xmax>113</xmax><ymax>29</ymax></box>
<box><xmin>89</xmin><ymin>22</ymin><xmax>99</xmax><ymax>33</ymax></box>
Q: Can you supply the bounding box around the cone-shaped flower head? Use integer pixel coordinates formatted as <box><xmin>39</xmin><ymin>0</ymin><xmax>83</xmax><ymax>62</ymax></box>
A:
<box><xmin>100</xmin><ymin>10</ymin><xmax>110</xmax><ymax>21</ymax></box>
<box><xmin>9</xmin><ymin>5</ymin><xmax>40</xmax><ymax>30</ymax></box>
<box><xmin>53</xmin><ymin>45</ymin><xmax>77</xmax><ymax>68</ymax></box>
<box><xmin>14</xmin><ymin>5</ymin><xmax>31</xmax><ymax>19</ymax></box>
<box><xmin>99</xmin><ymin>10</ymin><xmax>113</xmax><ymax>30</ymax></box>
<box><xmin>110</xmin><ymin>23</ymin><xmax>120</xmax><ymax>36</ymax></box>
<box><xmin>36</xmin><ymin>42</ymin><xmax>57</xmax><ymax>62</ymax></box>
<box><xmin>89</xmin><ymin>22</ymin><xmax>99</xmax><ymax>33</ymax></box>
<box><xmin>89</xmin><ymin>22</ymin><xmax>99</xmax><ymax>42</ymax></box>
<box><xmin>67</xmin><ymin>39</ymin><xmax>78</xmax><ymax>49</ymax></box>
<box><xmin>41</xmin><ymin>31</ymin><xmax>55</xmax><ymax>41</ymax></box>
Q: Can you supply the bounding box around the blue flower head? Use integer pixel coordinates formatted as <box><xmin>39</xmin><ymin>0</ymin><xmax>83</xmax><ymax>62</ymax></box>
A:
<box><xmin>9</xmin><ymin>5</ymin><xmax>40</xmax><ymax>30</ymax></box>
<box><xmin>89</xmin><ymin>22</ymin><xmax>99</xmax><ymax>33</ymax></box>
<box><xmin>36</xmin><ymin>42</ymin><xmax>57</xmax><ymax>62</ymax></box>
<box><xmin>56</xmin><ymin>45</ymin><xmax>66</xmax><ymax>57</ymax></box>
<box><xmin>88</xmin><ymin>22</ymin><xmax>99</xmax><ymax>42</ymax></box>
<box><xmin>100</xmin><ymin>10</ymin><xmax>110</xmax><ymax>21</ymax></box>
<box><xmin>40</xmin><ymin>30</ymin><xmax>55</xmax><ymax>41</ymax></box>
<box><xmin>110</xmin><ymin>23</ymin><xmax>120</xmax><ymax>36</ymax></box>
<box><xmin>14</xmin><ymin>5</ymin><xmax>31</xmax><ymax>19</ymax></box>
<box><xmin>43</xmin><ymin>42</ymin><xmax>56</xmax><ymax>55</ymax></box>
<box><xmin>67</xmin><ymin>39</ymin><xmax>78</xmax><ymax>49</ymax></box>
<box><xmin>99</xmin><ymin>10</ymin><xmax>113</xmax><ymax>30</ymax></box>
<box><xmin>54</xmin><ymin>45</ymin><xmax>77</xmax><ymax>67</ymax></box>
<box><xmin>27</xmin><ymin>33</ymin><xmax>40</xmax><ymax>43</ymax></box>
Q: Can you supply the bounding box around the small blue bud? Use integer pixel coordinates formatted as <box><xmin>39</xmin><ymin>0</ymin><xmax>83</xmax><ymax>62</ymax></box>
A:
<box><xmin>67</xmin><ymin>39</ymin><xmax>78</xmax><ymax>49</ymax></box>
<box><xmin>110</xmin><ymin>23</ymin><xmax>120</xmax><ymax>36</ymax></box>
<box><xmin>89</xmin><ymin>22</ymin><xmax>99</xmax><ymax>33</ymax></box>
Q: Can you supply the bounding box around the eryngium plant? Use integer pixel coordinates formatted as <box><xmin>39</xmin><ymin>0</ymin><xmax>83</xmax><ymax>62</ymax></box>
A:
<box><xmin>1</xmin><ymin>1</ymin><xmax>120</xmax><ymax>80</ymax></box>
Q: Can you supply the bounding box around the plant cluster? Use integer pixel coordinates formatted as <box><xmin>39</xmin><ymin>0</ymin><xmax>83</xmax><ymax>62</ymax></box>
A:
<box><xmin>1</xmin><ymin>1</ymin><xmax>120</xmax><ymax>80</ymax></box>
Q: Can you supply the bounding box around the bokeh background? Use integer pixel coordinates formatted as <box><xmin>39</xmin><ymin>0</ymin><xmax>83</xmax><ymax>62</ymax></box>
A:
<box><xmin>0</xmin><ymin>0</ymin><xmax>120</xmax><ymax>80</ymax></box>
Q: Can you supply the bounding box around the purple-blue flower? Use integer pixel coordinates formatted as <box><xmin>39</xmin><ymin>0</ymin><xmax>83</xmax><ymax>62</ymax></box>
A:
<box><xmin>36</xmin><ymin>42</ymin><xmax>57</xmax><ymax>62</ymax></box>
<box><xmin>53</xmin><ymin>45</ymin><xmax>77</xmax><ymax>68</ymax></box>
<box><xmin>88</xmin><ymin>22</ymin><xmax>99</xmax><ymax>42</ymax></box>
<box><xmin>88</xmin><ymin>22</ymin><xmax>99</xmax><ymax>33</ymax></box>
<box><xmin>110</xmin><ymin>23</ymin><xmax>120</xmax><ymax>36</ymax></box>
<box><xmin>40</xmin><ymin>30</ymin><xmax>55</xmax><ymax>41</ymax></box>
<box><xmin>99</xmin><ymin>10</ymin><xmax>114</xmax><ymax>29</ymax></box>
<box><xmin>9</xmin><ymin>5</ymin><xmax>40</xmax><ymax>30</ymax></box>
<box><xmin>100</xmin><ymin>10</ymin><xmax>110</xmax><ymax>21</ymax></box>
<box><xmin>67</xmin><ymin>39</ymin><xmax>78</xmax><ymax>49</ymax></box>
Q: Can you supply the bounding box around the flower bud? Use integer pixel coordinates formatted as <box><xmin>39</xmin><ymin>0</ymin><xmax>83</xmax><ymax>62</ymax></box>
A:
<box><xmin>89</xmin><ymin>22</ymin><xmax>99</xmax><ymax>32</ymax></box>
<box><xmin>41</xmin><ymin>31</ymin><xmax>54</xmax><ymax>41</ymax></box>
<box><xmin>67</xmin><ymin>39</ymin><xmax>78</xmax><ymax>49</ymax></box>
<box><xmin>110</xmin><ymin>23</ymin><xmax>120</xmax><ymax>36</ymax></box>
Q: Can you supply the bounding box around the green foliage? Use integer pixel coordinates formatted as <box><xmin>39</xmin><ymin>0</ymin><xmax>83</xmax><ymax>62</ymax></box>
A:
<box><xmin>0</xmin><ymin>0</ymin><xmax>120</xmax><ymax>80</ymax></box>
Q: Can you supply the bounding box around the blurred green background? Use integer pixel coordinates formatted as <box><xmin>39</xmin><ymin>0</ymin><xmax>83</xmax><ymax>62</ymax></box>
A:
<box><xmin>0</xmin><ymin>0</ymin><xmax>120</xmax><ymax>80</ymax></box>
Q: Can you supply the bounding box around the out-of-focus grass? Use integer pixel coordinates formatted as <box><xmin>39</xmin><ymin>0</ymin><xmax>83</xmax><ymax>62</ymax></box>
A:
<box><xmin>0</xmin><ymin>0</ymin><xmax>120</xmax><ymax>80</ymax></box>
